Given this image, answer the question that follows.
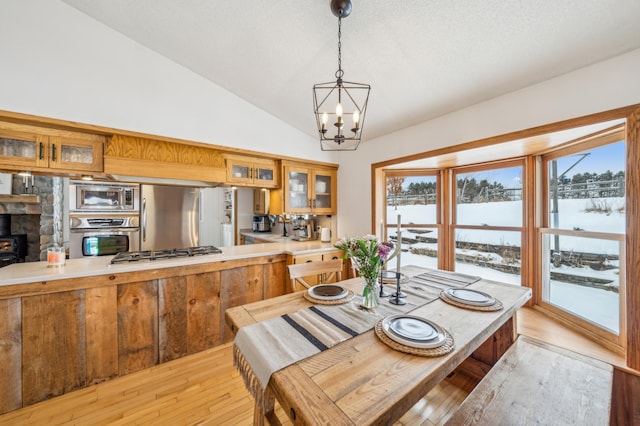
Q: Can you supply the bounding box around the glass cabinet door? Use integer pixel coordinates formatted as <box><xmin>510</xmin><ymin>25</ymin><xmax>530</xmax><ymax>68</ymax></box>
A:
<box><xmin>312</xmin><ymin>169</ymin><xmax>336</xmax><ymax>213</ymax></box>
<box><xmin>51</xmin><ymin>136</ymin><xmax>103</xmax><ymax>172</ymax></box>
<box><xmin>286</xmin><ymin>167</ymin><xmax>310</xmax><ymax>212</ymax></box>
<box><xmin>255</xmin><ymin>163</ymin><xmax>277</xmax><ymax>187</ymax></box>
<box><xmin>0</xmin><ymin>131</ymin><xmax>46</xmax><ymax>169</ymax></box>
<box><xmin>232</xmin><ymin>163</ymin><xmax>250</xmax><ymax>179</ymax></box>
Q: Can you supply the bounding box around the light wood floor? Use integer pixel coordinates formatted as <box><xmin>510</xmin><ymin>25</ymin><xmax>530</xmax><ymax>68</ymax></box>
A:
<box><xmin>0</xmin><ymin>343</ymin><xmax>476</xmax><ymax>426</ymax></box>
<box><xmin>0</xmin><ymin>306</ymin><xmax>622</xmax><ymax>426</ymax></box>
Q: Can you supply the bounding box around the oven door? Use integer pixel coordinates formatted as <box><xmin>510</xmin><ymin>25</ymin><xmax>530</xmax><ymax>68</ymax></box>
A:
<box><xmin>69</xmin><ymin>228</ymin><xmax>139</xmax><ymax>258</ymax></box>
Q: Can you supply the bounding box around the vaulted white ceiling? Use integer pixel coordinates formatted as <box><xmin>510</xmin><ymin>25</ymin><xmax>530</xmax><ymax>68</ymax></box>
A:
<box><xmin>62</xmin><ymin>0</ymin><xmax>640</xmax><ymax>144</ymax></box>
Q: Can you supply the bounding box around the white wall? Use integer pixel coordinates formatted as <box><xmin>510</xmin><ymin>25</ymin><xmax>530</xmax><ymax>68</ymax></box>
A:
<box><xmin>336</xmin><ymin>49</ymin><xmax>640</xmax><ymax>237</ymax></box>
<box><xmin>0</xmin><ymin>0</ymin><xmax>324</xmax><ymax>161</ymax></box>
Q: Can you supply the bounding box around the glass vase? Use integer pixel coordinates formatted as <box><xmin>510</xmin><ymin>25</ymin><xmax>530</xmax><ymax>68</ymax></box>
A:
<box><xmin>361</xmin><ymin>277</ymin><xmax>380</xmax><ymax>309</ymax></box>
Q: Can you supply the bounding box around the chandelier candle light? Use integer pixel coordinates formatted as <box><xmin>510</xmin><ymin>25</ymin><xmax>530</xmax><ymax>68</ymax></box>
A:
<box><xmin>313</xmin><ymin>0</ymin><xmax>371</xmax><ymax>151</ymax></box>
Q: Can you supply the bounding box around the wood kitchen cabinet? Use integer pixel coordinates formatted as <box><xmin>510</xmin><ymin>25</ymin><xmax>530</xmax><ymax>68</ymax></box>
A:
<box><xmin>0</xmin><ymin>254</ymin><xmax>287</xmax><ymax>414</ymax></box>
<box><xmin>225</xmin><ymin>155</ymin><xmax>279</xmax><ymax>188</ymax></box>
<box><xmin>0</xmin><ymin>121</ymin><xmax>104</xmax><ymax>173</ymax></box>
<box><xmin>281</xmin><ymin>163</ymin><xmax>337</xmax><ymax>214</ymax></box>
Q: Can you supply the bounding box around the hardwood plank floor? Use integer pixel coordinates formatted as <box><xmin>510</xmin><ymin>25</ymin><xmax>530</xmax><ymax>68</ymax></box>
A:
<box><xmin>0</xmin><ymin>341</ymin><xmax>476</xmax><ymax>426</ymax></box>
<box><xmin>2</xmin><ymin>306</ymin><xmax>623</xmax><ymax>425</ymax></box>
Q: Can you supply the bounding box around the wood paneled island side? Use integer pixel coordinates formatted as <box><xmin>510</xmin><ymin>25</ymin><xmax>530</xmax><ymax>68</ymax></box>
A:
<box><xmin>0</xmin><ymin>241</ymin><xmax>337</xmax><ymax>415</ymax></box>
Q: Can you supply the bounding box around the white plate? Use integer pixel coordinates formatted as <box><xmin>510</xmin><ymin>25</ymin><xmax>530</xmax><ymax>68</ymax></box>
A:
<box><xmin>308</xmin><ymin>284</ymin><xmax>348</xmax><ymax>300</ymax></box>
<box><xmin>381</xmin><ymin>315</ymin><xmax>446</xmax><ymax>349</ymax></box>
<box><xmin>445</xmin><ymin>288</ymin><xmax>495</xmax><ymax>306</ymax></box>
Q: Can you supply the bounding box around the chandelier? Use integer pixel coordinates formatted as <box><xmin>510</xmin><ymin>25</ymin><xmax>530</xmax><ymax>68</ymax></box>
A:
<box><xmin>313</xmin><ymin>0</ymin><xmax>371</xmax><ymax>151</ymax></box>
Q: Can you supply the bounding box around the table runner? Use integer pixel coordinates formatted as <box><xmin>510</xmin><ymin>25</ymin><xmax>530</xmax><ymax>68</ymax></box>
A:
<box><xmin>233</xmin><ymin>269</ymin><xmax>478</xmax><ymax>409</ymax></box>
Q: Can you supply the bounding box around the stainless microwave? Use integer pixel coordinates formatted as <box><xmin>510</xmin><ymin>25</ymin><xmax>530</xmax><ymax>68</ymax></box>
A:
<box><xmin>69</xmin><ymin>181</ymin><xmax>139</xmax><ymax>213</ymax></box>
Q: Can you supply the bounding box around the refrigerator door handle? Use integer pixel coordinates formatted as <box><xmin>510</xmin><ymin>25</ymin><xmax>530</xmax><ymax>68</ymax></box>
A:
<box><xmin>142</xmin><ymin>197</ymin><xmax>147</xmax><ymax>242</ymax></box>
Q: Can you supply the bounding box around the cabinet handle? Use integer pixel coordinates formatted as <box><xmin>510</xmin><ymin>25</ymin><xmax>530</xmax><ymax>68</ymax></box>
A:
<box><xmin>250</xmin><ymin>168</ymin><xmax>253</xmax><ymax>179</ymax></box>
<box><xmin>308</xmin><ymin>199</ymin><xmax>312</xmax><ymax>208</ymax></box>
<box><xmin>51</xmin><ymin>144</ymin><xmax>57</xmax><ymax>162</ymax></box>
<box><xmin>305</xmin><ymin>259</ymin><xmax>313</xmax><ymax>263</ymax></box>
<box><xmin>39</xmin><ymin>142</ymin><xmax>44</xmax><ymax>160</ymax></box>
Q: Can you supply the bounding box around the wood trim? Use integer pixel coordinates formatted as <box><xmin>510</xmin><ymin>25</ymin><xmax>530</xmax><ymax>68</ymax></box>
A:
<box><xmin>626</xmin><ymin>106</ymin><xmax>640</xmax><ymax>370</ymax></box>
<box><xmin>107</xmin><ymin>135</ymin><xmax>225</xmax><ymax>168</ymax></box>
<box><xmin>534</xmin><ymin>303</ymin><xmax>624</xmax><ymax>355</ymax></box>
<box><xmin>441</xmin><ymin>168</ymin><xmax>453</xmax><ymax>270</ymax></box>
<box><xmin>0</xmin><ymin>109</ymin><xmax>339</xmax><ymax>170</ymax></box>
<box><xmin>522</xmin><ymin>156</ymin><xmax>536</xmax><ymax>305</ymax></box>
<box><xmin>611</xmin><ymin>367</ymin><xmax>640</xmax><ymax>425</ymax></box>
<box><xmin>0</xmin><ymin>195</ymin><xmax>40</xmax><ymax>204</ymax></box>
<box><xmin>104</xmin><ymin>156</ymin><xmax>226</xmax><ymax>183</ymax></box>
<box><xmin>539</xmin><ymin>125</ymin><xmax>625</xmax><ymax>159</ymax></box>
<box><xmin>372</xmin><ymin>105</ymin><xmax>640</xmax><ymax>169</ymax></box>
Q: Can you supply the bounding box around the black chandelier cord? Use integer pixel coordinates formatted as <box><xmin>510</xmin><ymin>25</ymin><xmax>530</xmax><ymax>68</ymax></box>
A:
<box><xmin>336</xmin><ymin>16</ymin><xmax>344</xmax><ymax>80</ymax></box>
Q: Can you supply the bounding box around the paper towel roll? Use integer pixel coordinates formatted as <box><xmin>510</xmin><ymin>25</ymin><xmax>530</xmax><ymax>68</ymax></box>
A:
<box><xmin>320</xmin><ymin>227</ymin><xmax>331</xmax><ymax>242</ymax></box>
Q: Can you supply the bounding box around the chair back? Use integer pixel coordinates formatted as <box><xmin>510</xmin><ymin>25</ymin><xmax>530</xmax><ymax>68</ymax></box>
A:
<box><xmin>287</xmin><ymin>258</ymin><xmax>344</xmax><ymax>292</ymax></box>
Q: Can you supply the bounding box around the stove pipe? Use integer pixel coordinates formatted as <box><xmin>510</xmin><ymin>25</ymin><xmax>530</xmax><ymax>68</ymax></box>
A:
<box><xmin>0</xmin><ymin>214</ymin><xmax>10</xmax><ymax>236</ymax></box>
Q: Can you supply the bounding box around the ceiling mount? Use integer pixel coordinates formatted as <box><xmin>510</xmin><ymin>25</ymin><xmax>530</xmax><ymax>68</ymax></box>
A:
<box><xmin>330</xmin><ymin>0</ymin><xmax>352</xmax><ymax>18</ymax></box>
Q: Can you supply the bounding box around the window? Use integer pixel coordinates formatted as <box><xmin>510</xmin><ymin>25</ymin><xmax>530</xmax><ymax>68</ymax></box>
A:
<box><xmin>541</xmin><ymin>139</ymin><xmax>625</xmax><ymax>336</ymax></box>
<box><xmin>384</xmin><ymin>172</ymin><xmax>439</xmax><ymax>271</ymax></box>
<box><xmin>452</xmin><ymin>163</ymin><xmax>525</xmax><ymax>285</ymax></box>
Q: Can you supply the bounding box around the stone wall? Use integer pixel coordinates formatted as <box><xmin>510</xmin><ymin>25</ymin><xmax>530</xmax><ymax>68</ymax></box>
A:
<box><xmin>0</xmin><ymin>174</ymin><xmax>57</xmax><ymax>262</ymax></box>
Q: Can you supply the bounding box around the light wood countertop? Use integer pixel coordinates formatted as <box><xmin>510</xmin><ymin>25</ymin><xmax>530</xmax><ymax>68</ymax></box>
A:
<box><xmin>0</xmin><ymin>240</ymin><xmax>339</xmax><ymax>287</ymax></box>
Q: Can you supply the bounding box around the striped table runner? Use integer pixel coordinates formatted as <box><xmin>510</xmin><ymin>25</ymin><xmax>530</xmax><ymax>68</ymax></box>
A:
<box><xmin>233</xmin><ymin>269</ymin><xmax>478</xmax><ymax>408</ymax></box>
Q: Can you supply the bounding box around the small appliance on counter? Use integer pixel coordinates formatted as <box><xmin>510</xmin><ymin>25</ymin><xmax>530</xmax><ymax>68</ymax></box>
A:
<box><xmin>252</xmin><ymin>215</ymin><xmax>271</xmax><ymax>232</ymax></box>
<box><xmin>293</xmin><ymin>218</ymin><xmax>316</xmax><ymax>241</ymax></box>
<box><xmin>320</xmin><ymin>227</ymin><xmax>332</xmax><ymax>242</ymax></box>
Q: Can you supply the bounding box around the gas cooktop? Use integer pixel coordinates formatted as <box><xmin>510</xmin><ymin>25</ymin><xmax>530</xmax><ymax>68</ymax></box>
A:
<box><xmin>110</xmin><ymin>246</ymin><xmax>223</xmax><ymax>265</ymax></box>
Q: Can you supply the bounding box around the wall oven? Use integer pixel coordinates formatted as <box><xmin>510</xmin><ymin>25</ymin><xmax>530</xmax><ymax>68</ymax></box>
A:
<box><xmin>69</xmin><ymin>215</ymin><xmax>140</xmax><ymax>258</ymax></box>
<box><xmin>69</xmin><ymin>181</ymin><xmax>139</xmax><ymax>213</ymax></box>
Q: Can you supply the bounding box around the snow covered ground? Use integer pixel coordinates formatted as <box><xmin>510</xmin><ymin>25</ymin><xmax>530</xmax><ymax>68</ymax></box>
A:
<box><xmin>384</xmin><ymin>197</ymin><xmax>624</xmax><ymax>333</ymax></box>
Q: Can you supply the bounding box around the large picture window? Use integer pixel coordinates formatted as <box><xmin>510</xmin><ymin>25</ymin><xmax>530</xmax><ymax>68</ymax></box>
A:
<box><xmin>384</xmin><ymin>172</ymin><xmax>439</xmax><ymax>271</ymax></box>
<box><xmin>452</xmin><ymin>163</ymin><xmax>525</xmax><ymax>286</ymax></box>
<box><xmin>541</xmin><ymin>139</ymin><xmax>625</xmax><ymax>337</ymax></box>
<box><xmin>376</xmin><ymin>110</ymin><xmax>639</xmax><ymax>367</ymax></box>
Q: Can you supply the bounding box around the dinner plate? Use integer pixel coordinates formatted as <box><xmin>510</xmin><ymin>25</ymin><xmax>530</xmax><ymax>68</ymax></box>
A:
<box><xmin>444</xmin><ymin>288</ymin><xmax>495</xmax><ymax>306</ymax></box>
<box><xmin>381</xmin><ymin>315</ymin><xmax>446</xmax><ymax>349</ymax></box>
<box><xmin>308</xmin><ymin>284</ymin><xmax>348</xmax><ymax>300</ymax></box>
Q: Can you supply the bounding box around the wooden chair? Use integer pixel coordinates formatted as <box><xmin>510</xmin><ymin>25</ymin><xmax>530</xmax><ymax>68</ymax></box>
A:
<box><xmin>287</xmin><ymin>258</ymin><xmax>344</xmax><ymax>292</ymax></box>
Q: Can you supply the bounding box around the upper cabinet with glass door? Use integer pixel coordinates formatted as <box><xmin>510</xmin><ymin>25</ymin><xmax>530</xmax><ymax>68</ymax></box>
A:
<box><xmin>225</xmin><ymin>155</ymin><xmax>279</xmax><ymax>188</ymax></box>
<box><xmin>283</xmin><ymin>164</ymin><xmax>337</xmax><ymax>214</ymax></box>
<box><xmin>0</xmin><ymin>122</ymin><xmax>104</xmax><ymax>173</ymax></box>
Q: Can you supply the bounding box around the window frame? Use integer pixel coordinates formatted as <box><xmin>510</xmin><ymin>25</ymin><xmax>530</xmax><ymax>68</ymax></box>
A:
<box><xmin>383</xmin><ymin>169</ymin><xmax>443</xmax><ymax>269</ymax></box>
<box><xmin>449</xmin><ymin>158</ymin><xmax>529</xmax><ymax>284</ymax></box>
<box><xmin>537</xmin><ymin>131</ymin><xmax>627</xmax><ymax>351</ymax></box>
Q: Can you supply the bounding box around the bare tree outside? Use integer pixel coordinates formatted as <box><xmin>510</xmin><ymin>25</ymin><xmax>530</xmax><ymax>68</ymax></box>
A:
<box><xmin>386</xmin><ymin>177</ymin><xmax>405</xmax><ymax>210</ymax></box>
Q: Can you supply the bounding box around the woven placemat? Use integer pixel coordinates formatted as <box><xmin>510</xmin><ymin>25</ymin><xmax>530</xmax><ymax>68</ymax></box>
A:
<box><xmin>374</xmin><ymin>319</ymin><xmax>455</xmax><ymax>357</ymax></box>
<box><xmin>439</xmin><ymin>291</ymin><xmax>503</xmax><ymax>311</ymax></box>
<box><xmin>303</xmin><ymin>289</ymin><xmax>356</xmax><ymax>305</ymax></box>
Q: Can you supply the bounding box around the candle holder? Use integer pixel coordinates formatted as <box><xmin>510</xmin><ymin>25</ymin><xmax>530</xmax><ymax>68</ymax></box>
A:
<box><xmin>389</xmin><ymin>272</ymin><xmax>406</xmax><ymax>305</ymax></box>
<box><xmin>378</xmin><ymin>269</ymin><xmax>391</xmax><ymax>298</ymax></box>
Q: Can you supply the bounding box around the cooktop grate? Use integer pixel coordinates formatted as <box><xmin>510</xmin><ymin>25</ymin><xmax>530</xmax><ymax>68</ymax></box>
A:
<box><xmin>110</xmin><ymin>246</ymin><xmax>222</xmax><ymax>265</ymax></box>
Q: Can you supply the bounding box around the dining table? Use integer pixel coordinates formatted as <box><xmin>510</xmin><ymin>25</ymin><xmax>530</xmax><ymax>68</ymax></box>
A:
<box><xmin>225</xmin><ymin>266</ymin><xmax>532</xmax><ymax>425</ymax></box>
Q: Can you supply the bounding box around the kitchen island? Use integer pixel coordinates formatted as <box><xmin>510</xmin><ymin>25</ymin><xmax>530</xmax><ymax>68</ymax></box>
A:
<box><xmin>0</xmin><ymin>240</ymin><xmax>339</xmax><ymax>415</ymax></box>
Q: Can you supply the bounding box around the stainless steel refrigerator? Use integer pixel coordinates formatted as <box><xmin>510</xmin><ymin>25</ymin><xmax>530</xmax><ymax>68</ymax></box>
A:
<box><xmin>140</xmin><ymin>185</ymin><xmax>199</xmax><ymax>251</ymax></box>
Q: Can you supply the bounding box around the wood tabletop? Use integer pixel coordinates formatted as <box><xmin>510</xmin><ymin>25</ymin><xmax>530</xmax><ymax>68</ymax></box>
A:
<box><xmin>226</xmin><ymin>272</ymin><xmax>531</xmax><ymax>425</ymax></box>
